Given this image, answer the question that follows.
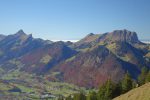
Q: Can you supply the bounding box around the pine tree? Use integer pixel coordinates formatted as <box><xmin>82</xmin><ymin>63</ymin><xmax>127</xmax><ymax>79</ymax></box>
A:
<box><xmin>66</xmin><ymin>95</ymin><xmax>73</xmax><ymax>100</ymax></box>
<box><xmin>58</xmin><ymin>95</ymin><xmax>64</xmax><ymax>100</ymax></box>
<box><xmin>104</xmin><ymin>80</ymin><xmax>114</xmax><ymax>100</ymax></box>
<box><xmin>138</xmin><ymin>67</ymin><xmax>149</xmax><ymax>85</ymax></box>
<box><xmin>97</xmin><ymin>83</ymin><xmax>106</xmax><ymax>100</ymax></box>
<box><xmin>121</xmin><ymin>72</ymin><xmax>133</xmax><ymax>93</ymax></box>
<box><xmin>73</xmin><ymin>92</ymin><xmax>86</xmax><ymax>100</ymax></box>
<box><xmin>146</xmin><ymin>71</ymin><xmax>150</xmax><ymax>83</ymax></box>
<box><xmin>112</xmin><ymin>82</ymin><xmax>122</xmax><ymax>97</ymax></box>
<box><xmin>97</xmin><ymin>80</ymin><xmax>116</xmax><ymax>100</ymax></box>
<box><xmin>86</xmin><ymin>91</ymin><xmax>97</xmax><ymax>100</ymax></box>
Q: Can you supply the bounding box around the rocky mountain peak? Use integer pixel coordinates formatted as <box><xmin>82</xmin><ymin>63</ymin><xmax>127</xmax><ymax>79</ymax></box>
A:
<box><xmin>11</xmin><ymin>30</ymin><xmax>33</xmax><ymax>44</ymax></box>
<box><xmin>15</xmin><ymin>29</ymin><xmax>26</xmax><ymax>36</ymax></box>
<box><xmin>86</xmin><ymin>33</ymin><xmax>94</xmax><ymax>37</ymax></box>
<box><xmin>109</xmin><ymin>29</ymin><xmax>139</xmax><ymax>43</ymax></box>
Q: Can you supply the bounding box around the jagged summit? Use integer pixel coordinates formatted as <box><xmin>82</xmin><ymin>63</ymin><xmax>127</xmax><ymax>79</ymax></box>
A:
<box><xmin>13</xmin><ymin>29</ymin><xmax>33</xmax><ymax>41</ymax></box>
<box><xmin>15</xmin><ymin>29</ymin><xmax>26</xmax><ymax>36</ymax></box>
<box><xmin>86</xmin><ymin>33</ymin><xmax>95</xmax><ymax>37</ymax></box>
<box><xmin>109</xmin><ymin>29</ymin><xmax>139</xmax><ymax>43</ymax></box>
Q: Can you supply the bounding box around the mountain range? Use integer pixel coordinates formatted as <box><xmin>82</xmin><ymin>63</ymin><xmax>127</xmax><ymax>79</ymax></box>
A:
<box><xmin>0</xmin><ymin>29</ymin><xmax>150</xmax><ymax>88</ymax></box>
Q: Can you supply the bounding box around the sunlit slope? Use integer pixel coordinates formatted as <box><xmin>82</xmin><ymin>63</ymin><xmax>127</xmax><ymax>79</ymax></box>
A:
<box><xmin>113</xmin><ymin>82</ymin><xmax>150</xmax><ymax>100</ymax></box>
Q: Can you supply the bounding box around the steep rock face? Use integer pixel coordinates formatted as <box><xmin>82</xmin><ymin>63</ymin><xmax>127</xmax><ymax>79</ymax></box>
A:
<box><xmin>99</xmin><ymin>29</ymin><xmax>140</xmax><ymax>43</ymax></box>
<box><xmin>56</xmin><ymin>46</ymin><xmax>140</xmax><ymax>88</ymax></box>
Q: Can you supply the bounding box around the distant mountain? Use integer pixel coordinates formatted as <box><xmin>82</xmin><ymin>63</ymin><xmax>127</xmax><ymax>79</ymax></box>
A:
<box><xmin>0</xmin><ymin>29</ymin><xmax>48</xmax><ymax>60</ymax></box>
<box><xmin>100</xmin><ymin>29</ymin><xmax>140</xmax><ymax>43</ymax></box>
<box><xmin>0</xmin><ymin>29</ymin><xmax>150</xmax><ymax>88</ymax></box>
<box><xmin>113</xmin><ymin>82</ymin><xmax>150</xmax><ymax>100</ymax></box>
<box><xmin>0</xmin><ymin>30</ymin><xmax>76</xmax><ymax>75</ymax></box>
<box><xmin>72</xmin><ymin>29</ymin><xmax>141</xmax><ymax>50</ymax></box>
<box><xmin>54</xmin><ymin>29</ymin><xmax>150</xmax><ymax>87</ymax></box>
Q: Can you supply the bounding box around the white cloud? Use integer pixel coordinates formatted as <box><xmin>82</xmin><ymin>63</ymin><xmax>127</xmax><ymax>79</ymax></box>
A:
<box><xmin>51</xmin><ymin>40</ymin><xmax>79</xmax><ymax>42</ymax></box>
<box><xmin>141</xmin><ymin>41</ymin><xmax>150</xmax><ymax>44</ymax></box>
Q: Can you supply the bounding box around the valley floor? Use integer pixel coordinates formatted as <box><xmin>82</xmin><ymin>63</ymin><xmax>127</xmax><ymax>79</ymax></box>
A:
<box><xmin>0</xmin><ymin>71</ymin><xmax>88</xmax><ymax>100</ymax></box>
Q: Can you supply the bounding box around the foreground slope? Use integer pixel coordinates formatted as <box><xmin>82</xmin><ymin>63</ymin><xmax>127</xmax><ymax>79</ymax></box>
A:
<box><xmin>113</xmin><ymin>82</ymin><xmax>150</xmax><ymax>100</ymax></box>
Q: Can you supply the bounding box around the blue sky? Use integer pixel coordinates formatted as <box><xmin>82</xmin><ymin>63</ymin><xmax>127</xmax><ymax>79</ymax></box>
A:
<box><xmin>0</xmin><ymin>0</ymin><xmax>150</xmax><ymax>40</ymax></box>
